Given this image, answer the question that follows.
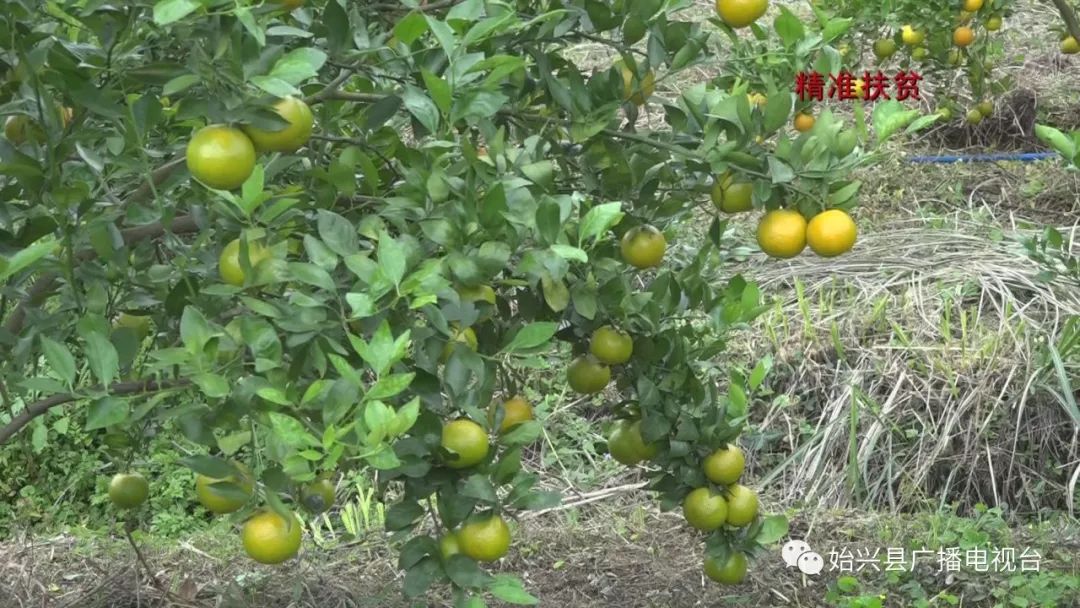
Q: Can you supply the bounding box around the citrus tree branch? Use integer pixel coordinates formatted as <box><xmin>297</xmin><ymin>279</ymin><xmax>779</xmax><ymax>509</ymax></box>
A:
<box><xmin>1046</xmin><ymin>0</ymin><xmax>1080</xmax><ymax>43</ymax></box>
<box><xmin>0</xmin><ymin>378</ymin><xmax>192</xmax><ymax>445</ymax></box>
<box><xmin>2</xmin><ymin>214</ymin><xmax>198</xmax><ymax>340</ymax></box>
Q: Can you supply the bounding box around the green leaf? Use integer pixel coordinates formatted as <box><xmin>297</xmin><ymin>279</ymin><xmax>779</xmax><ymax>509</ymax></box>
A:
<box><xmin>502</xmin><ymin>322</ymin><xmax>557</xmax><ymax>353</ymax></box>
<box><xmin>774</xmin><ymin>8</ymin><xmax>805</xmax><ymax>45</ymax></box>
<box><xmin>488</xmin><ymin>575</ymin><xmax>539</xmax><ymax>605</ymax></box>
<box><xmin>85</xmin><ymin>397</ymin><xmax>127</xmax><ymax>431</ymax></box>
<box><xmin>162</xmin><ymin>74</ymin><xmax>200</xmax><ymax>96</ymax></box>
<box><xmin>152</xmin><ymin>0</ymin><xmax>199</xmax><ymax>25</ymax></box>
<box><xmin>762</xmin><ymin>93</ymin><xmax>793</xmax><ymax>134</ymax></box>
<box><xmin>1035</xmin><ymin>124</ymin><xmax>1077</xmax><ymax>162</ymax></box>
<box><xmin>366</xmin><ymin>373</ymin><xmax>415</xmax><ymax>401</ymax></box>
<box><xmin>872</xmin><ymin>101</ymin><xmax>920</xmax><ymax>143</ymax></box>
<box><xmin>500</xmin><ymin>420</ymin><xmax>541</xmax><ymax>447</ymax></box>
<box><xmin>179</xmin><ymin>306</ymin><xmax>215</xmax><ymax>354</ymax></box>
<box><xmin>267</xmin><ymin>47</ymin><xmax>328</xmax><ymax>86</ymax></box>
<box><xmin>317</xmin><ymin>209</ymin><xmax>359</xmax><ymax>256</ymax></box>
<box><xmin>394</xmin><ymin>11</ymin><xmax>429</xmax><ymax>44</ymax></box>
<box><xmin>767</xmin><ymin>156</ymin><xmax>795</xmax><ymax>184</ymax></box>
<box><xmin>287</xmin><ymin>262</ymin><xmax>336</xmax><ymax>291</ymax></box>
<box><xmin>549</xmin><ymin>244</ymin><xmax>588</xmax><ymax>263</ymax></box>
<box><xmin>377</xmin><ymin>232</ymin><xmax>407</xmax><ymax>285</ymax></box>
<box><xmin>0</xmin><ymin>235</ymin><xmax>58</xmax><ymax>282</ymax></box>
<box><xmin>401</xmin><ymin>86</ymin><xmax>440</xmax><ymax>134</ymax></box>
<box><xmin>445</xmin><ymin>555</ymin><xmax>493</xmax><ymax>589</ymax></box>
<box><xmin>83</xmin><ymin>333</ymin><xmax>118</xmax><ymax>387</ymax></box>
<box><xmin>422</xmin><ymin>69</ymin><xmax>452</xmax><ymax>115</ymax></box>
<box><xmin>541</xmin><ymin>274</ymin><xmax>569</xmax><ymax>312</ymax></box>
<box><xmin>269</xmin><ymin>412</ymin><xmax>319</xmax><ymax>448</ymax></box>
<box><xmin>460</xmin><ymin>474</ymin><xmax>498</xmax><ymax>503</ymax></box>
<box><xmin>364</xmin><ymin>95</ymin><xmax>403</xmax><ymax>130</ymax></box>
<box><xmin>193</xmin><ymin>373</ymin><xmax>230</xmax><ymax>399</ymax></box>
<box><xmin>236</xmin><ymin>7</ymin><xmax>265</xmax><ymax>47</ymax></box>
<box><xmin>40</xmin><ymin>336</ymin><xmax>76</xmax><ymax>387</ymax></box>
<box><xmin>756</xmin><ymin>514</ymin><xmax>789</xmax><ymax>545</ymax></box>
<box><xmin>578</xmin><ymin>202</ymin><xmax>624</xmax><ymax>246</ymax></box>
<box><xmin>178</xmin><ymin>454</ymin><xmax>237</xmax><ymax>479</ymax></box>
<box><xmin>828</xmin><ymin>181</ymin><xmax>861</xmax><ymax>207</ymax></box>
<box><xmin>217</xmin><ymin>431</ymin><xmax>251</xmax><ymax>456</ymax></box>
<box><xmin>403</xmin><ymin>556</ymin><xmax>439</xmax><ymax>598</ymax></box>
<box><xmin>257</xmin><ymin>386</ymin><xmax>292</xmax><ymax>406</ymax></box>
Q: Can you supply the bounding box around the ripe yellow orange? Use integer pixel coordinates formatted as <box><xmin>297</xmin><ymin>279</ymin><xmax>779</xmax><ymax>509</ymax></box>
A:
<box><xmin>567</xmin><ymin>355</ymin><xmax>611</xmax><ymax>394</ymax></box>
<box><xmin>186</xmin><ymin>124</ymin><xmax>256</xmax><ymax>190</ymax></box>
<box><xmin>242</xmin><ymin>96</ymin><xmax>314</xmax><ymax>153</ymax></box>
<box><xmin>299</xmin><ymin>478</ymin><xmax>335</xmax><ymax>513</ymax></box>
<box><xmin>704</xmin><ymin>551</ymin><xmax>748</xmax><ymax>585</ymax></box>
<box><xmin>703</xmin><ymin>444</ymin><xmax>745</xmax><ymax>485</ymax></box>
<box><xmin>711</xmin><ymin>179</ymin><xmax>753</xmax><ymax>214</ymax></box>
<box><xmin>108</xmin><ymin>472</ymin><xmax>149</xmax><ymax>509</ymax></box>
<box><xmin>441</xmin><ymin>419</ymin><xmax>489</xmax><ymax>469</ymax></box>
<box><xmin>617</xmin><ymin>61</ymin><xmax>655</xmax><ymax>106</ymax></box>
<box><xmin>620</xmin><ymin>225</ymin><xmax>667</xmax><ymax>269</ymax></box>
<box><xmin>725</xmin><ymin>484</ymin><xmax>759</xmax><ymax>527</ymax></box>
<box><xmin>589</xmin><ymin>326</ymin><xmax>633</xmax><ymax>365</ymax></box>
<box><xmin>715</xmin><ymin>0</ymin><xmax>768</xmax><ymax>29</ymax></box>
<box><xmin>242</xmin><ymin>509</ymin><xmax>303</xmax><ymax>564</ymax></box>
<box><xmin>756</xmin><ymin>209</ymin><xmax>807</xmax><ymax>259</ymax></box>
<box><xmin>805</xmin><ymin>209</ymin><xmax>857</xmax><ymax>257</ymax></box>
<box><xmin>441</xmin><ymin>325</ymin><xmax>478</xmax><ymax>362</ymax></box>
<box><xmin>953</xmin><ymin>26</ymin><xmax>975</xmax><ymax>47</ymax></box>
<box><xmin>901</xmin><ymin>25</ymin><xmax>924</xmax><ymax>46</ymax></box>
<box><xmin>793</xmin><ymin>112</ymin><xmax>815</xmax><ymax>132</ymax></box>
<box><xmin>683</xmin><ymin>487</ymin><xmax>729</xmax><ymax>531</ymax></box>
<box><xmin>493</xmin><ymin>396</ymin><xmax>534</xmax><ymax>434</ymax></box>
<box><xmin>219</xmin><ymin>238</ymin><xmax>271</xmax><ymax>287</ymax></box>
<box><xmin>457</xmin><ymin>514</ymin><xmax>511</xmax><ymax>562</ymax></box>
<box><xmin>607</xmin><ymin>419</ymin><xmax>658</xmax><ymax>465</ymax></box>
<box><xmin>962</xmin><ymin>0</ymin><xmax>983</xmax><ymax>11</ymax></box>
<box><xmin>195</xmin><ymin>462</ymin><xmax>254</xmax><ymax>515</ymax></box>
<box><xmin>1062</xmin><ymin>36</ymin><xmax>1080</xmax><ymax>54</ymax></box>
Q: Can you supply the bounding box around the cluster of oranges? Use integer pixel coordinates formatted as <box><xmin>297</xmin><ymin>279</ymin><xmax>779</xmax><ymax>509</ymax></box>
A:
<box><xmin>712</xmin><ymin>173</ymin><xmax>859</xmax><ymax>259</ymax></box>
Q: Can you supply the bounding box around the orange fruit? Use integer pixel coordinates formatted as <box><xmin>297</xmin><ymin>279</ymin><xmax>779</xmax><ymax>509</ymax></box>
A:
<box><xmin>589</xmin><ymin>326</ymin><xmax>633</xmax><ymax>365</ymax></box>
<box><xmin>620</xmin><ymin>225</ymin><xmax>667</xmax><ymax>269</ymax></box>
<box><xmin>725</xmin><ymin>484</ymin><xmax>759</xmax><ymax>527</ymax></box>
<box><xmin>567</xmin><ymin>355</ymin><xmax>611</xmax><ymax>394</ymax></box>
<box><xmin>682</xmin><ymin>487</ymin><xmax>729</xmax><ymax>531</ymax></box>
<box><xmin>962</xmin><ymin>0</ymin><xmax>983</xmax><ymax>11</ymax></box>
<box><xmin>3</xmin><ymin>115</ymin><xmax>42</xmax><ymax>145</ymax></box>
<box><xmin>901</xmin><ymin>25</ymin><xmax>924</xmax><ymax>46</ymax></box>
<box><xmin>756</xmin><ymin>209</ymin><xmax>807</xmax><ymax>258</ymax></box>
<box><xmin>195</xmin><ymin>462</ymin><xmax>254</xmax><ymax>515</ymax></box>
<box><xmin>873</xmin><ymin>38</ymin><xmax>897</xmax><ymax>59</ymax></box>
<box><xmin>441</xmin><ymin>419</ymin><xmax>489</xmax><ymax>468</ymax></box>
<box><xmin>219</xmin><ymin>238</ymin><xmax>271</xmax><ymax>287</ymax></box>
<box><xmin>242</xmin><ymin>509</ymin><xmax>303</xmax><ymax>564</ymax></box>
<box><xmin>457</xmin><ymin>514</ymin><xmax>511</xmax><ymax>562</ymax></box>
<box><xmin>805</xmin><ymin>209</ymin><xmax>857</xmax><ymax>257</ymax></box>
<box><xmin>985</xmin><ymin>15</ymin><xmax>1002</xmax><ymax>31</ymax></box>
<box><xmin>703</xmin><ymin>444</ymin><xmax>745</xmax><ymax>485</ymax></box>
<box><xmin>185</xmin><ymin>124</ymin><xmax>256</xmax><ymax>190</ymax></box>
<box><xmin>715</xmin><ymin>0</ymin><xmax>768</xmax><ymax>29</ymax></box>
<box><xmin>953</xmin><ymin>26</ymin><xmax>975</xmax><ymax>47</ymax></box>
<box><xmin>494</xmin><ymin>396</ymin><xmax>534</xmax><ymax>434</ymax></box>
<box><xmin>439</xmin><ymin>532</ymin><xmax>461</xmax><ymax>559</ymax></box>
<box><xmin>607</xmin><ymin>419</ymin><xmax>658</xmax><ymax>465</ymax></box>
<box><xmin>704</xmin><ymin>551</ymin><xmax>748</xmax><ymax>584</ymax></box>
<box><xmin>793</xmin><ymin>112</ymin><xmax>815</xmax><ymax>132</ymax></box>
<box><xmin>711</xmin><ymin>178</ymin><xmax>753</xmax><ymax>214</ymax></box>
<box><xmin>108</xmin><ymin>473</ymin><xmax>149</xmax><ymax>509</ymax></box>
<box><xmin>1062</xmin><ymin>37</ymin><xmax>1080</xmax><ymax>54</ymax></box>
<box><xmin>242</xmin><ymin>96</ymin><xmax>314</xmax><ymax>153</ymax></box>
<box><xmin>299</xmin><ymin>478</ymin><xmax>335</xmax><ymax>513</ymax></box>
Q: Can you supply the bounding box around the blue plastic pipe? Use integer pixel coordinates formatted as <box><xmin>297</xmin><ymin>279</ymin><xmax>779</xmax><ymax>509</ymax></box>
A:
<box><xmin>907</xmin><ymin>152</ymin><xmax>1059</xmax><ymax>164</ymax></box>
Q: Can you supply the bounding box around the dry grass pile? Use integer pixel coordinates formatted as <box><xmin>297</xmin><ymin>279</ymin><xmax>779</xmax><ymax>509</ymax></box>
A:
<box><xmin>735</xmin><ymin>215</ymin><xmax>1079</xmax><ymax>516</ymax></box>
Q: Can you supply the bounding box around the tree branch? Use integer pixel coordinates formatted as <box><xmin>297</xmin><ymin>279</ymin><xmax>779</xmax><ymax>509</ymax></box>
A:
<box><xmin>1047</xmin><ymin>0</ymin><xmax>1080</xmax><ymax>44</ymax></box>
<box><xmin>2</xmin><ymin>214</ymin><xmax>198</xmax><ymax>341</ymax></box>
<box><xmin>0</xmin><ymin>378</ymin><xmax>191</xmax><ymax>445</ymax></box>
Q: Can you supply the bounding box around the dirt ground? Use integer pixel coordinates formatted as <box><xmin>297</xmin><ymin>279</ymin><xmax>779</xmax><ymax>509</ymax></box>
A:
<box><xmin>2</xmin><ymin>495</ymin><xmax>1078</xmax><ymax>608</ymax></box>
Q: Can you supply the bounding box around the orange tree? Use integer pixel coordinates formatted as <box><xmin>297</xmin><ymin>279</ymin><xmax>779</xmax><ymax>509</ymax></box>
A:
<box><xmin>0</xmin><ymin>0</ymin><xmax>922</xmax><ymax>604</ymax></box>
<box><xmin>815</xmin><ymin>0</ymin><xmax>1080</xmax><ymax>121</ymax></box>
